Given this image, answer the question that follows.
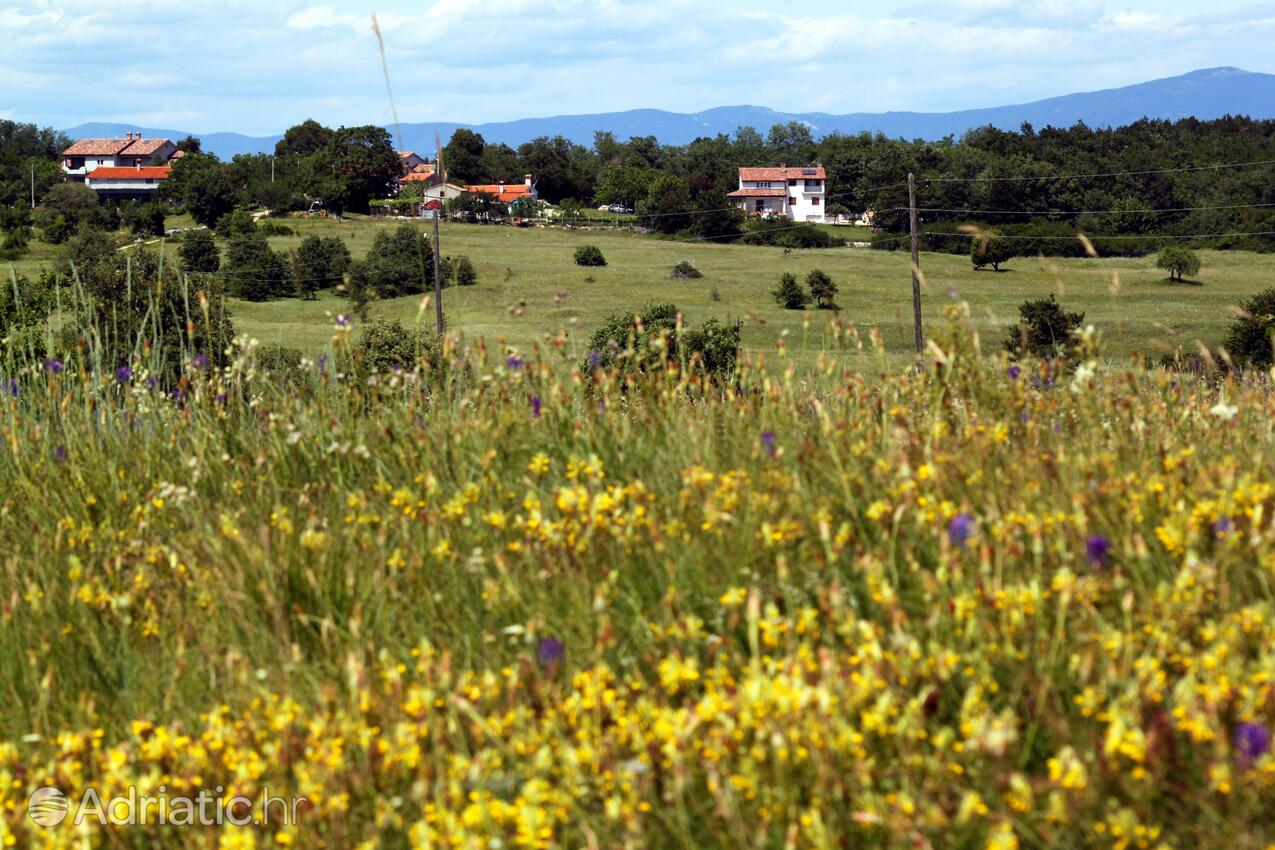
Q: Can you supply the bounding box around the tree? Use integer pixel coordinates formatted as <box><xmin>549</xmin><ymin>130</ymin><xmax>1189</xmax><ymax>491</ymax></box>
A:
<box><xmin>595</xmin><ymin>164</ymin><xmax>651</xmax><ymax>209</ymax></box>
<box><xmin>294</xmin><ymin>235</ymin><xmax>351</xmax><ymax>299</ymax></box>
<box><xmin>444</xmin><ymin>129</ymin><xmax>488</xmax><ymax>184</ymax></box>
<box><xmin>223</xmin><ymin>232</ymin><xmax>291</xmax><ymax>301</ymax></box>
<box><xmin>348</xmin><ymin>224</ymin><xmax>433</xmax><ymax>311</ymax></box>
<box><xmin>517</xmin><ymin>136</ymin><xmax>595</xmax><ymax>203</ymax></box>
<box><xmin>176</xmin><ymin>135</ymin><xmax>203</xmax><ymax>154</ymax></box>
<box><xmin>180</xmin><ymin>230</ymin><xmax>221</xmax><ymax>273</ymax></box>
<box><xmin>454</xmin><ymin>256</ymin><xmax>477</xmax><ymax>287</ymax></box>
<box><xmin>638</xmin><ymin>174</ymin><xmax>691</xmax><ymax>234</ymax></box>
<box><xmin>806</xmin><ymin>269</ymin><xmax>838</xmax><ymax>309</ymax></box>
<box><xmin>305</xmin><ymin>126</ymin><xmax>400</xmax><ymax>215</ymax></box>
<box><xmin>771</xmin><ymin>273</ymin><xmax>810</xmax><ymax>310</ymax></box>
<box><xmin>121</xmin><ymin>201</ymin><xmax>166</xmax><ymax>237</ymax></box>
<box><xmin>1157</xmin><ymin>246</ymin><xmax>1201</xmax><ymax>283</ymax></box>
<box><xmin>215</xmin><ymin>209</ymin><xmax>257</xmax><ymax>239</ymax></box>
<box><xmin>971</xmin><ymin>236</ymin><xmax>1016</xmax><ymax>271</ymax></box>
<box><xmin>275</xmin><ymin>119</ymin><xmax>333</xmax><ymax>158</ymax></box>
<box><xmin>40</xmin><ymin>183</ymin><xmax>102</xmax><ymax>231</ymax></box>
<box><xmin>166</xmin><ymin>153</ymin><xmax>238</xmax><ymax>227</ymax></box>
<box><xmin>1005</xmin><ymin>295</ymin><xmax>1084</xmax><ymax>359</ymax></box>
<box><xmin>1223</xmin><ymin>288</ymin><xmax>1275</xmax><ymax>368</ymax></box>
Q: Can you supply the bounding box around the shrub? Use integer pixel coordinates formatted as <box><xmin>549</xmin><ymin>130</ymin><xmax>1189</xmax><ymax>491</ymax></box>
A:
<box><xmin>671</xmin><ymin>259</ymin><xmax>702</xmax><ymax>279</ymax></box>
<box><xmin>223</xmin><ymin>232</ymin><xmax>291</xmax><ymax>301</ymax></box>
<box><xmin>179</xmin><ymin>230</ymin><xmax>221</xmax><ymax>273</ymax></box>
<box><xmin>257</xmin><ymin>220</ymin><xmax>295</xmax><ymax>237</ymax></box>
<box><xmin>1005</xmin><ymin>294</ymin><xmax>1084</xmax><ymax>360</ymax></box>
<box><xmin>0</xmin><ymin>227</ymin><xmax>30</xmax><ymax>260</ymax></box>
<box><xmin>454</xmin><ymin>256</ymin><xmax>478</xmax><ymax>287</ymax></box>
<box><xmin>1157</xmin><ymin>246</ymin><xmax>1201</xmax><ymax>283</ymax></box>
<box><xmin>254</xmin><ymin>344</ymin><xmax>304</xmax><ymax>379</ymax></box>
<box><xmin>215</xmin><ymin>209</ymin><xmax>257</xmax><ymax>239</ymax></box>
<box><xmin>971</xmin><ymin>235</ymin><xmax>1015</xmax><ymax>271</ymax></box>
<box><xmin>1222</xmin><ymin>288</ymin><xmax>1275</xmax><ymax>368</ymax></box>
<box><xmin>806</xmin><ymin>269</ymin><xmax>838</xmax><ymax>309</ymax></box>
<box><xmin>742</xmin><ymin>220</ymin><xmax>835</xmax><ymax>249</ymax></box>
<box><xmin>33</xmin><ymin>210</ymin><xmax>71</xmax><ymax>244</ymax></box>
<box><xmin>120</xmin><ymin>201</ymin><xmax>166</xmax><ymax>238</ymax></box>
<box><xmin>771</xmin><ymin>272</ymin><xmax>810</xmax><ymax>310</ymax></box>
<box><xmin>574</xmin><ymin>245</ymin><xmax>607</xmax><ymax>267</ymax></box>
<box><xmin>342</xmin><ymin>318</ymin><xmax>438</xmax><ymax>375</ymax></box>
<box><xmin>348</xmin><ymin>225</ymin><xmax>433</xmax><ymax>312</ymax></box>
<box><xmin>585</xmin><ymin>302</ymin><xmax>739</xmax><ymax>378</ymax></box>
<box><xmin>294</xmin><ymin>236</ymin><xmax>351</xmax><ymax>299</ymax></box>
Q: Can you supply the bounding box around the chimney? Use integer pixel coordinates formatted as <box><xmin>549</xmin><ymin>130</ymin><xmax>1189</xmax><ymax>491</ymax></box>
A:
<box><xmin>125</xmin><ymin>132</ymin><xmax>133</xmax><ymax>140</ymax></box>
<box><xmin>524</xmin><ymin>173</ymin><xmax>533</xmax><ymax>187</ymax></box>
<box><xmin>779</xmin><ymin>162</ymin><xmax>786</xmax><ymax>168</ymax></box>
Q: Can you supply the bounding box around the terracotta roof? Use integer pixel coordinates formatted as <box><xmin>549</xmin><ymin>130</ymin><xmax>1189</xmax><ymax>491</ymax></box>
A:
<box><xmin>86</xmin><ymin>167</ymin><xmax>172</xmax><ymax>180</ymax></box>
<box><xmin>728</xmin><ymin>188</ymin><xmax>788</xmax><ymax>198</ymax></box>
<box><xmin>466</xmin><ymin>184</ymin><xmax>535</xmax><ymax>204</ymax></box>
<box><xmin>739</xmin><ymin>166</ymin><xmax>826</xmax><ymax>182</ymax></box>
<box><xmin>121</xmin><ymin>138</ymin><xmax>172</xmax><ymax>156</ymax></box>
<box><xmin>63</xmin><ymin>138</ymin><xmax>132</xmax><ymax>156</ymax></box>
<box><xmin>400</xmin><ymin>172</ymin><xmax>441</xmax><ymax>183</ymax></box>
<box><xmin>413</xmin><ymin>163</ymin><xmax>436</xmax><ymax>174</ymax></box>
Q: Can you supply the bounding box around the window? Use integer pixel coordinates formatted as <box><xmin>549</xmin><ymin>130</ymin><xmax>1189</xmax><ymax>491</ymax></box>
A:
<box><xmin>788</xmin><ymin>179</ymin><xmax>797</xmax><ymax>186</ymax></box>
<box><xmin>789</xmin><ymin>197</ymin><xmax>797</xmax><ymax>205</ymax></box>
<box><xmin>756</xmin><ymin>181</ymin><xmax>771</xmax><ymax>188</ymax></box>
<box><xmin>755</xmin><ymin>200</ymin><xmax>765</xmax><ymax>212</ymax></box>
<box><xmin>805</xmin><ymin>179</ymin><xmax>822</xmax><ymax>190</ymax></box>
<box><xmin>812</xmin><ymin>197</ymin><xmax>821</xmax><ymax>206</ymax></box>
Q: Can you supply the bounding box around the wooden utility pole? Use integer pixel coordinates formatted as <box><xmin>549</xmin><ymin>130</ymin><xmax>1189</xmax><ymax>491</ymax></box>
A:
<box><xmin>431</xmin><ymin>132</ymin><xmax>446</xmax><ymax>335</ymax></box>
<box><xmin>30</xmin><ymin>163</ymin><xmax>36</xmax><ymax>209</ymax></box>
<box><xmin>908</xmin><ymin>172</ymin><xmax>923</xmax><ymax>354</ymax></box>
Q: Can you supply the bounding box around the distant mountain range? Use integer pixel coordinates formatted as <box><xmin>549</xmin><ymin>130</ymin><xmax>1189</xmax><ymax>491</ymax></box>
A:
<box><xmin>62</xmin><ymin>67</ymin><xmax>1275</xmax><ymax>161</ymax></box>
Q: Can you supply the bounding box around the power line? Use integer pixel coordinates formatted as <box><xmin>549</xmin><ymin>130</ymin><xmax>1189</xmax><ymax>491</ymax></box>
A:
<box><xmin>920</xmin><ymin>229</ymin><xmax>1275</xmax><ymax>241</ymax></box>
<box><xmin>908</xmin><ymin>202</ymin><xmax>1275</xmax><ymax>216</ymax></box>
<box><xmin>918</xmin><ymin>157</ymin><xmax>1275</xmax><ymax>184</ymax></box>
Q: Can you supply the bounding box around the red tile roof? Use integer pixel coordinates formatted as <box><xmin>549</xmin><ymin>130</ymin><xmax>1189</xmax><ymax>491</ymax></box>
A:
<box><xmin>400</xmin><ymin>172</ymin><xmax>441</xmax><ymax>183</ymax></box>
<box><xmin>728</xmin><ymin>188</ymin><xmax>788</xmax><ymax>198</ymax></box>
<box><xmin>466</xmin><ymin>184</ymin><xmax>535</xmax><ymax>204</ymax></box>
<box><xmin>63</xmin><ymin>138</ymin><xmax>132</xmax><ymax>156</ymax></box>
<box><xmin>739</xmin><ymin>166</ymin><xmax>826</xmax><ymax>181</ymax></box>
<box><xmin>63</xmin><ymin>137</ymin><xmax>174</xmax><ymax>157</ymax></box>
<box><xmin>86</xmin><ymin>167</ymin><xmax>172</xmax><ymax>180</ymax></box>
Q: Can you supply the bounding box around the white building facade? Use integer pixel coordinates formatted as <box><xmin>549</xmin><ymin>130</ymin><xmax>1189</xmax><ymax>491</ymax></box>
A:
<box><xmin>62</xmin><ymin>134</ymin><xmax>177</xmax><ymax>183</ymax></box>
<box><xmin>728</xmin><ymin>166</ymin><xmax>827</xmax><ymax>223</ymax></box>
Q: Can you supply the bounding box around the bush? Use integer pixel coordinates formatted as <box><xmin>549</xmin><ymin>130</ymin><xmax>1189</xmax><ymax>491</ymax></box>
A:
<box><xmin>1157</xmin><ymin>246</ymin><xmax>1202</xmax><ymax>283</ymax></box>
<box><xmin>1222</xmin><ymin>288</ymin><xmax>1275</xmax><ymax>368</ymax></box>
<box><xmin>258</xmin><ymin>220</ymin><xmax>295</xmax><ymax>237</ymax></box>
<box><xmin>348</xmin><ymin>225</ymin><xmax>433</xmax><ymax>312</ymax></box>
<box><xmin>806</xmin><ymin>269</ymin><xmax>838</xmax><ymax>309</ymax></box>
<box><xmin>223</xmin><ymin>232</ymin><xmax>291</xmax><ymax>301</ymax></box>
<box><xmin>0</xmin><ymin>227</ymin><xmax>30</xmax><ymax>260</ymax></box>
<box><xmin>742</xmin><ymin>219</ymin><xmax>835</xmax><ymax>249</ymax></box>
<box><xmin>179</xmin><ymin>230</ymin><xmax>221</xmax><ymax>273</ymax></box>
<box><xmin>574</xmin><ymin>245</ymin><xmax>607</xmax><ymax>267</ymax></box>
<box><xmin>771</xmin><ymin>272</ymin><xmax>809</xmax><ymax>310</ymax></box>
<box><xmin>215</xmin><ymin>209</ymin><xmax>257</xmax><ymax>239</ymax></box>
<box><xmin>1005</xmin><ymin>294</ymin><xmax>1084</xmax><ymax>360</ymax></box>
<box><xmin>40</xmin><ymin>183</ymin><xmax>103</xmax><ymax>231</ymax></box>
<box><xmin>671</xmin><ymin>259</ymin><xmax>702</xmax><ymax>279</ymax></box>
<box><xmin>33</xmin><ymin>210</ymin><xmax>71</xmax><ymax>244</ymax></box>
<box><xmin>342</xmin><ymin>318</ymin><xmax>438</xmax><ymax>375</ymax></box>
<box><xmin>585</xmin><ymin>302</ymin><xmax>739</xmax><ymax>378</ymax></box>
<box><xmin>254</xmin><ymin>344</ymin><xmax>304</xmax><ymax>379</ymax></box>
<box><xmin>971</xmin><ymin>235</ymin><xmax>1015</xmax><ymax>271</ymax></box>
<box><xmin>121</xmin><ymin>201</ymin><xmax>166</xmax><ymax>238</ymax></box>
<box><xmin>454</xmin><ymin>256</ymin><xmax>478</xmax><ymax>287</ymax></box>
<box><xmin>294</xmin><ymin>236</ymin><xmax>351</xmax><ymax>299</ymax></box>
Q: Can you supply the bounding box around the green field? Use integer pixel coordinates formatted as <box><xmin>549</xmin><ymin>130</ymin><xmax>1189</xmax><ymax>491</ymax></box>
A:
<box><xmin>12</xmin><ymin>216</ymin><xmax>1274</xmax><ymax>365</ymax></box>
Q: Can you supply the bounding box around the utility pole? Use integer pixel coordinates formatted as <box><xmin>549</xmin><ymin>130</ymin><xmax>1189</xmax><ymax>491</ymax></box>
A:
<box><xmin>270</xmin><ymin>156</ymin><xmax>275</xmax><ymax>184</ymax></box>
<box><xmin>30</xmin><ymin>163</ymin><xmax>36</xmax><ymax>209</ymax></box>
<box><xmin>908</xmin><ymin>172</ymin><xmax>923</xmax><ymax>355</ymax></box>
<box><xmin>431</xmin><ymin>132</ymin><xmax>446</xmax><ymax>335</ymax></box>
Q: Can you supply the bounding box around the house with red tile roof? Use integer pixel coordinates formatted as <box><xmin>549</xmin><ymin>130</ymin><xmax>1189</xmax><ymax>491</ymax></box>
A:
<box><xmin>464</xmin><ymin>175</ymin><xmax>538</xmax><ymax>206</ymax></box>
<box><xmin>62</xmin><ymin>133</ymin><xmax>178</xmax><ymax>194</ymax></box>
<box><xmin>728</xmin><ymin>165</ymin><xmax>826</xmax><ymax>222</ymax></box>
<box><xmin>398</xmin><ymin>151</ymin><xmax>429</xmax><ymax>173</ymax></box>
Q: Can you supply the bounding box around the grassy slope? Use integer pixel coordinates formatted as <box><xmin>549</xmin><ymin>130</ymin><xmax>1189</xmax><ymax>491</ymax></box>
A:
<box><xmin>11</xmin><ymin>215</ymin><xmax>1274</xmax><ymax>365</ymax></box>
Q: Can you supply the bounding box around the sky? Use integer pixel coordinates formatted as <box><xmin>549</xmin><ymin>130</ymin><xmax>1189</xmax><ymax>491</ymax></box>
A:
<box><xmin>3</xmin><ymin>0</ymin><xmax>1275</xmax><ymax>135</ymax></box>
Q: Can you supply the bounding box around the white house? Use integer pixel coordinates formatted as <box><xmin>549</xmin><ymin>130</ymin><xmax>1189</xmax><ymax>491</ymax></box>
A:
<box><xmin>728</xmin><ymin>165</ymin><xmax>827</xmax><ymax>223</ymax></box>
<box><xmin>62</xmin><ymin>133</ymin><xmax>177</xmax><ymax>184</ymax></box>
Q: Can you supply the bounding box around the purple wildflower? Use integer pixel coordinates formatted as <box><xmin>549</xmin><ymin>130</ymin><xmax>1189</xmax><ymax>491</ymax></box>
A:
<box><xmin>506</xmin><ymin>354</ymin><xmax>524</xmax><ymax>370</ymax></box>
<box><xmin>1235</xmin><ymin>722</ymin><xmax>1271</xmax><ymax>765</ymax></box>
<box><xmin>44</xmin><ymin>358</ymin><xmax>64</xmax><ymax>375</ymax></box>
<box><xmin>191</xmin><ymin>354</ymin><xmax>209</xmax><ymax>371</ymax></box>
<box><xmin>530</xmin><ymin>395</ymin><xmax>542</xmax><ymax>418</ymax></box>
<box><xmin>115</xmin><ymin>366</ymin><xmax>133</xmax><ymax>383</ymax></box>
<box><xmin>334</xmin><ymin>314</ymin><xmax>352</xmax><ymax>329</ymax></box>
<box><xmin>1213</xmin><ymin>518</ymin><xmax>1234</xmax><ymax>538</ymax></box>
<box><xmin>1008</xmin><ymin>365</ymin><xmax>1022</xmax><ymax>381</ymax></box>
<box><xmin>1085</xmin><ymin>535</ymin><xmax>1111</xmax><ymax>568</ymax></box>
<box><xmin>2</xmin><ymin>378</ymin><xmax>17</xmax><ymax>398</ymax></box>
<box><xmin>587</xmin><ymin>349</ymin><xmax>602</xmax><ymax>369</ymax></box>
<box><xmin>145</xmin><ymin>376</ymin><xmax>157</xmax><ymax>390</ymax></box>
<box><xmin>536</xmin><ymin>637</ymin><xmax>565</xmax><ymax>667</ymax></box>
<box><xmin>761</xmin><ymin>430</ymin><xmax>777</xmax><ymax>458</ymax></box>
<box><xmin>54</xmin><ymin>445</ymin><xmax>66</xmax><ymax>462</ymax></box>
<box><xmin>948</xmin><ymin>514</ymin><xmax>976</xmax><ymax>548</ymax></box>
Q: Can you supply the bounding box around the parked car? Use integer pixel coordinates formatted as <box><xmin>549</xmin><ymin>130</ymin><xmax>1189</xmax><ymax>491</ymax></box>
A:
<box><xmin>607</xmin><ymin>205</ymin><xmax>634</xmax><ymax>214</ymax></box>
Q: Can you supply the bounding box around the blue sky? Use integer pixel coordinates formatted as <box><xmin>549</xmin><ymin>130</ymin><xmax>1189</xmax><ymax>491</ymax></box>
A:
<box><xmin>3</xmin><ymin>0</ymin><xmax>1275</xmax><ymax>134</ymax></box>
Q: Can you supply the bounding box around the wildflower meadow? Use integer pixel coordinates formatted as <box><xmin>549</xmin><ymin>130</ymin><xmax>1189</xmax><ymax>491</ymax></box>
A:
<box><xmin>0</xmin><ymin>297</ymin><xmax>1272</xmax><ymax>850</ymax></box>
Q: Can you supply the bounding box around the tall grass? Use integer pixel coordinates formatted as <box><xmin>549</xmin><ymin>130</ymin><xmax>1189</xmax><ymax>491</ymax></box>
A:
<box><xmin>0</xmin><ymin>298</ymin><xmax>1272</xmax><ymax>848</ymax></box>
